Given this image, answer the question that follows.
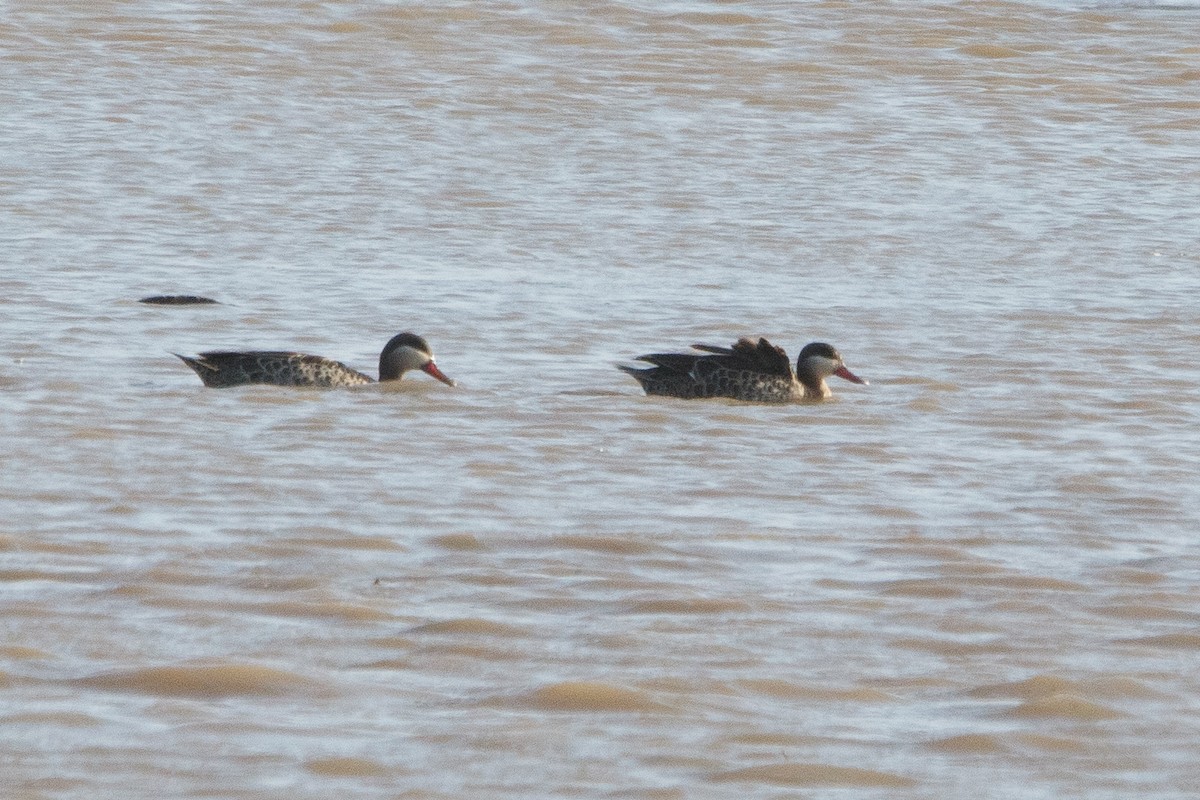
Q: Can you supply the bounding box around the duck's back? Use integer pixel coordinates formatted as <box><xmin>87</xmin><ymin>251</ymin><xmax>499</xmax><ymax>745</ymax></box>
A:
<box><xmin>621</xmin><ymin>338</ymin><xmax>800</xmax><ymax>401</ymax></box>
<box><xmin>177</xmin><ymin>351</ymin><xmax>374</xmax><ymax>388</ymax></box>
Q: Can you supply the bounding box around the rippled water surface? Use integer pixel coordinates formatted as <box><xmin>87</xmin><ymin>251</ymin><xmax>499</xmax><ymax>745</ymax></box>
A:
<box><xmin>3</xmin><ymin>1</ymin><xmax>1200</xmax><ymax>797</ymax></box>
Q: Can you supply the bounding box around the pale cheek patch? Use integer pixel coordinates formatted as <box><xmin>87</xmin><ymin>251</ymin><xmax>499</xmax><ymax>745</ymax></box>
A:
<box><xmin>400</xmin><ymin>345</ymin><xmax>430</xmax><ymax>365</ymax></box>
<box><xmin>808</xmin><ymin>355</ymin><xmax>840</xmax><ymax>377</ymax></box>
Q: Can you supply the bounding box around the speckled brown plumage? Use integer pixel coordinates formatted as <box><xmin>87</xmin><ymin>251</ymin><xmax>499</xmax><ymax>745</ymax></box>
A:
<box><xmin>176</xmin><ymin>332</ymin><xmax>455</xmax><ymax>389</ymax></box>
<box><xmin>175</xmin><ymin>351</ymin><xmax>374</xmax><ymax>388</ymax></box>
<box><xmin>619</xmin><ymin>338</ymin><xmax>866</xmax><ymax>403</ymax></box>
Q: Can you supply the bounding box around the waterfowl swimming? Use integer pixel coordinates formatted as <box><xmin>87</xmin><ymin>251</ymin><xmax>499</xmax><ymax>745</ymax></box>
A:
<box><xmin>619</xmin><ymin>338</ymin><xmax>866</xmax><ymax>402</ymax></box>
<box><xmin>176</xmin><ymin>332</ymin><xmax>456</xmax><ymax>388</ymax></box>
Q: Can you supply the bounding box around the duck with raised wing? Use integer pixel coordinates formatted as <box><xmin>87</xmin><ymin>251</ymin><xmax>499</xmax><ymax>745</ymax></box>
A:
<box><xmin>619</xmin><ymin>338</ymin><xmax>866</xmax><ymax>402</ymax></box>
<box><xmin>176</xmin><ymin>332</ymin><xmax>456</xmax><ymax>388</ymax></box>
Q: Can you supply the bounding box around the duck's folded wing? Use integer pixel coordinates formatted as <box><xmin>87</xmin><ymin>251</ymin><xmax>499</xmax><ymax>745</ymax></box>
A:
<box><xmin>693</xmin><ymin>338</ymin><xmax>792</xmax><ymax>377</ymax></box>
<box><xmin>193</xmin><ymin>351</ymin><xmax>312</xmax><ymax>385</ymax></box>
<box><xmin>635</xmin><ymin>352</ymin><xmax>703</xmax><ymax>374</ymax></box>
<box><xmin>751</xmin><ymin>338</ymin><xmax>793</xmax><ymax>377</ymax></box>
<box><xmin>691</xmin><ymin>343</ymin><xmax>735</xmax><ymax>356</ymax></box>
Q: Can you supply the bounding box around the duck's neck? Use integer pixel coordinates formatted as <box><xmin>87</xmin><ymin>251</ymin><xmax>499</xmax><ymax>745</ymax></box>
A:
<box><xmin>378</xmin><ymin>351</ymin><xmax>406</xmax><ymax>382</ymax></box>
<box><xmin>795</xmin><ymin>369</ymin><xmax>832</xmax><ymax>400</ymax></box>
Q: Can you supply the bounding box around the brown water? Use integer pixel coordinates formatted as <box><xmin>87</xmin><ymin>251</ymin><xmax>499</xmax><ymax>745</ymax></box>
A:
<box><xmin>3</xmin><ymin>1</ymin><xmax>1200</xmax><ymax>797</ymax></box>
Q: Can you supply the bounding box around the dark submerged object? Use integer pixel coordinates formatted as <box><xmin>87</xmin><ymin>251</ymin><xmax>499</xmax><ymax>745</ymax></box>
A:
<box><xmin>619</xmin><ymin>338</ymin><xmax>866</xmax><ymax>402</ymax></box>
<box><xmin>140</xmin><ymin>295</ymin><xmax>219</xmax><ymax>305</ymax></box>
<box><xmin>176</xmin><ymin>332</ymin><xmax>456</xmax><ymax>389</ymax></box>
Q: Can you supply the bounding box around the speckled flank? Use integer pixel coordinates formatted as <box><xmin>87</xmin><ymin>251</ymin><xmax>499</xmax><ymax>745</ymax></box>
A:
<box><xmin>621</xmin><ymin>362</ymin><xmax>804</xmax><ymax>402</ymax></box>
<box><xmin>176</xmin><ymin>352</ymin><xmax>375</xmax><ymax>388</ymax></box>
<box><xmin>700</xmin><ymin>368</ymin><xmax>803</xmax><ymax>402</ymax></box>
